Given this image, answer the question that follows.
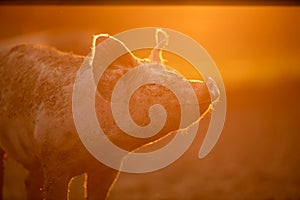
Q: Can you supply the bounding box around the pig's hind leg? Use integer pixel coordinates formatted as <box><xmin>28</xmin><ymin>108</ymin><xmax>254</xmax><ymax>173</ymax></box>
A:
<box><xmin>42</xmin><ymin>162</ymin><xmax>72</xmax><ymax>200</ymax></box>
<box><xmin>0</xmin><ymin>148</ymin><xmax>4</xmax><ymax>200</ymax></box>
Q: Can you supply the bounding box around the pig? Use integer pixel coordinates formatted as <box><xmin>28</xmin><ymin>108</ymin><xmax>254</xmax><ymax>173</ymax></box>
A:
<box><xmin>0</xmin><ymin>33</ymin><xmax>214</xmax><ymax>199</ymax></box>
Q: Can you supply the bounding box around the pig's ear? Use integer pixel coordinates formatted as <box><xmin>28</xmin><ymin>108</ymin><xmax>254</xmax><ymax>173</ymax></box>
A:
<box><xmin>93</xmin><ymin>34</ymin><xmax>138</xmax><ymax>100</ymax></box>
<box><xmin>89</xmin><ymin>34</ymin><xmax>137</xmax><ymax>68</ymax></box>
<box><xmin>94</xmin><ymin>34</ymin><xmax>109</xmax><ymax>45</ymax></box>
<box><xmin>149</xmin><ymin>29</ymin><xmax>169</xmax><ymax>64</ymax></box>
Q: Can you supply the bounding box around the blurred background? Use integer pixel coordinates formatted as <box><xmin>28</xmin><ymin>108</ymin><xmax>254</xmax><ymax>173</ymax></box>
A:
<box><xmin>0</xmin><ymin>4</ymin><xmax>299</xmax><ymax>200</ymax></box>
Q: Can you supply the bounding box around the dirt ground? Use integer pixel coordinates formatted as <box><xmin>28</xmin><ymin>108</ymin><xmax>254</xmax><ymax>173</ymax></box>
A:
<box><xmin>0</xmin><ymin>5</ymin><xmax>300</xmax><ymax>200</ymax></box>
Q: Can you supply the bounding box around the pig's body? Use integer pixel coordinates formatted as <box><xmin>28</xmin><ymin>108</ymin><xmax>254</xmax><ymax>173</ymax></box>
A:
<box><xmin>0</xmin><ymin>43</ymin><xmax>211</xmax><ymax>199</ymax></box>
<box><xmin>0</xmin><ymin>44</ymin><xmax>118</xmax><ymax>200</ymax></box>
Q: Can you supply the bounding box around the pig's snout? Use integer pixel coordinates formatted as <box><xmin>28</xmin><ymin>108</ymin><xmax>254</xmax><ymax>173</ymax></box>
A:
<box><xmin>205</xmin><ymin>76</ymin><xmax>220</xmax><ymax>104</ymax></box>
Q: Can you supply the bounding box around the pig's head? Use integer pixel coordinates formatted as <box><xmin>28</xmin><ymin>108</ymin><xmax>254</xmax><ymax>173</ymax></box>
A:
<box><xmin>90</xmin><ymin>30</ymin><xmax>220</xmax><ymax>153</ymax></box>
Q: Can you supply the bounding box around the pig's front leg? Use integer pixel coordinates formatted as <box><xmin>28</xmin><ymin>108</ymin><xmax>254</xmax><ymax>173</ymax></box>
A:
<box><xmin>42</xmin><ymin>166</ymin><xmax>71</xmax><ymax>200</ymax></box>
<box><xmin>86</xmin><ymin>165</ymin><xmax>120</xmax><ymax>200</ymax></box>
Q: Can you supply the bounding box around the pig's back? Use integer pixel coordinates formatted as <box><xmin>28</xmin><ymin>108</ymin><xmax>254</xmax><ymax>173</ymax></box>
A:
<box><xmin>0</xmin><ymin>44</ymin><xmax>84</xmax><ymax>119</ymax></box>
